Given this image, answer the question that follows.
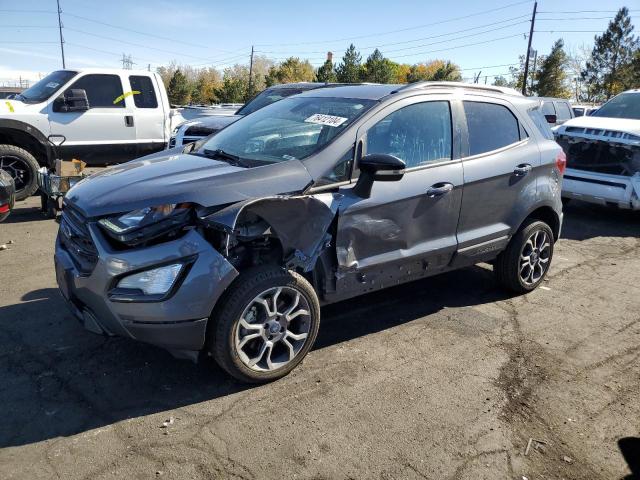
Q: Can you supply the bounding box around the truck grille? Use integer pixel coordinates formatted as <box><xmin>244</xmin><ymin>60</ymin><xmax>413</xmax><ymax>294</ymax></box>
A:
<box><xmin>59</xmin><ymin>207</ymin><xmax>98</xmax><ymax>275</ymax></box>
<box><xmin>557</xmin><ymin>137</ymin><xmax>640</xmax><ymax>176</ymax></box>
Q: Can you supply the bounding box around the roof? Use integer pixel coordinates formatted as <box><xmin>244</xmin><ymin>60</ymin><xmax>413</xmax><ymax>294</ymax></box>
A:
<box><xmin>60</xmin><ymin>67</ymin><xmax>159</xmax><ymax>76</ymax></box>
<box><xmin>296</xmin><ymin>84</ymin><xmax>402</xmax><ymax>100</ymax></box>
<box><xmin>296</xmin><ymin>81</ymin><xmax>526</xmax><ymax>101</ymax></box>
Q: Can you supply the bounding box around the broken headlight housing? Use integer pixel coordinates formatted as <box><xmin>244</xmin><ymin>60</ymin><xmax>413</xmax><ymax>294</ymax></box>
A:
<box><xmin>98</xmin><ymin>203</ymin><xmax>193</xmax><ymax>246</ymax></box>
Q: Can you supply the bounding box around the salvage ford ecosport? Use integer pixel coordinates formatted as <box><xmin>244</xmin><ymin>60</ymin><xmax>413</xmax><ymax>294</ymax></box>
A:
<box><xmin>55</xmin><ymin>82</ymin><xmax>565</xmax><ymax>383</ymax></box>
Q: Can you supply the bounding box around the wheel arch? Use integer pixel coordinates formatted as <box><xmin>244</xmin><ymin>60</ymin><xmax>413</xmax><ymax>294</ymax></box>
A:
<box><xmin>520</xmin><ymin>203</ymin><xmax>561</xmax><ymax>241</ymax></box>
<box><xmin>0</xmin><ymin>120</ymin><xmax>53</xmax><ymax>167</ymax></box>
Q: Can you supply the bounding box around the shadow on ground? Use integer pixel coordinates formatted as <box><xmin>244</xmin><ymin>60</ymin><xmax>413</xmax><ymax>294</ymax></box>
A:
<box><xmin>619</xmin><ymin>437</ymin><xmax>640</xmax><ymax>480</ymax></box>
<box><xmin>0</xmin><ymin>264</ymin><xmax>507</xmax><ymax>449</ymax></box>
<box><xmin>561</xmin><ymin>200</ymin><xmax>640</xmax><ymax>241</ymax></box>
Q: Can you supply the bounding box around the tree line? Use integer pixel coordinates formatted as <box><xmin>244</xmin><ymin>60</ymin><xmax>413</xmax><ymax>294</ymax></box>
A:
<box><xmin>159</xmin><ymin>45</ymin><xmax>462</xmax><ymax>105</ymax></box>
<box><xmin>160</xmin><ymin>7</ymin><xmax>639</xmax><ymax>106</ymax></box>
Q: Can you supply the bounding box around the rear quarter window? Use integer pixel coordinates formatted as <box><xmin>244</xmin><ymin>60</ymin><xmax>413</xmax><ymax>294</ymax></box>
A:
<box><xmin>555</xmin><ymin>101</ymin><xmax>572</xmax><ymax>121</ymax></box>
<box><xmin>463</xmin><ymin>101</ymin><xmax>521</xmax><ymax>156</ymax></box>
<box><xmin>528</xmin><ymin>107</ymin><xmax>554</xmax><ymax>140</ymax></box>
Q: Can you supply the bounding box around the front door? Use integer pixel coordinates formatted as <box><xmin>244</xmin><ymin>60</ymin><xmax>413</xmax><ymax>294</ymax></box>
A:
<box><xmin>48</xmin><ymin>73</ymin><xmax>137</xmax><ymax>165</ymax></box>
<box><xmin>335</xmin><ymin>97</ymin><xmax>463</xmax><ymax>294</ymax></box>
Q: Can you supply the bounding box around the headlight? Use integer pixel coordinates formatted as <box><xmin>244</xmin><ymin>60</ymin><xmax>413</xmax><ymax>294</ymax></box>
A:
<box><xmin>116</xmin><ymin>263</ymin><xmax>183</xmax><ymax>296</ymax></box>
<box><xmin>98</xmin><ymin>203</ymin><xmax>192</xmax><ymax>246</ymax></box>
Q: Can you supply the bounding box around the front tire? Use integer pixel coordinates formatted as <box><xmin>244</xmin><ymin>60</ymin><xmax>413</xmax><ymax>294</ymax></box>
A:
<box><xmin>209</xmin><ymin>266</ymin><xmax>321</xmax><ymax>383</ymax></box>
<box><xmin>0</xmin><ymin>145</ymin><xmax>40</xmax><ymax>201</ymax></box>
<box><xmin>495</xmin><ymin>220</ymin><xmax>554</xmax><ymax>294</ymax></box>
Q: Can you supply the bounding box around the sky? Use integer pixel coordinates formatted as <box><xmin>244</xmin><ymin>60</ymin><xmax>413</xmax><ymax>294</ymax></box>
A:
<box><xmin>0</xmin><ymin>0</ymin><xmax>637</xmax><ymax>85</ymax></box>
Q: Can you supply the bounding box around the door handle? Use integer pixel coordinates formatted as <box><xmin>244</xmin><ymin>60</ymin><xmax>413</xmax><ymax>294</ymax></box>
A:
<box><xmin>426</xmin><ymin>182</ymin><xmax>454</xmax><ymax>197</ymax></box>
<box><xmin>124</xmin><ymin>115</ymin><xmax>134</xmax><ymax>127</ymax></box>
<box><xmin>513</xmin><ymin>164</ymin><xmax>532</xmax><ymax>176</ymax></box>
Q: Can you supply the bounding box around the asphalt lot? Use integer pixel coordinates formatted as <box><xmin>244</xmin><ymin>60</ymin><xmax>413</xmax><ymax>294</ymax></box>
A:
<box><xmin>1</xmin><ymin>196</ymin><xmax>639</xmax><ymax>480</ymax></box>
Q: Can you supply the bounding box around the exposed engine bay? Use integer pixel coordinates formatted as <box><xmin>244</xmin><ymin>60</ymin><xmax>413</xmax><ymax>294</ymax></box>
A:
<box><xmin>556</xmin><ymin>134</ymin><xmax>640</xmax><ymax>176</ymax></box>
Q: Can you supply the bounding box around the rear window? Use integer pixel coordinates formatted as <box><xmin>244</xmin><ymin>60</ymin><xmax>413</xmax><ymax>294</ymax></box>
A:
<box><xmin>541</xmin><ymin>101</ymin><xmax>556</xmax><ymax>115</ymax></box>
<box><xmin>463</xmin><ymin>101</ymin><xmax>521</xmax><ymax>156</ymax></box>
<box><xmin>129</xmin><ymin>75</ymin><xmax>158</xmax><ymax>108</ymax></box>
<box><xmin>555</xmin><ymin>101</ymin><xmax>572</xmax><ymax>121</ymax></box>
<box><xmin>528</xmin><ymin>107</ymin><xmax>554</xmax><ymax>140</ymax></box>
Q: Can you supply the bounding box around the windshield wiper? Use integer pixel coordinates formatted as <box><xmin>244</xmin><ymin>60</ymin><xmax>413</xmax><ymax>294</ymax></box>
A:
<box><xmin>201</xmin><ymin>148</ymin><xmax>249</xmax><ymax>167</ymax></box>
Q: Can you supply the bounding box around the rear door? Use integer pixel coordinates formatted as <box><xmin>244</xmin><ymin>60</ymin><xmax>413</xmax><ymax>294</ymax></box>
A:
<box><xmin>127</xmin><ymin>74</ymin><xmax>167</xmax><ymax>157</ymax></box>
<box><xmin>456</xmin><ymin>98</ymin><xmax>539</xmax><ymax>257</ymax></box>
<box><xmin>48</xmin><ymin>73</ymin><xmax>137</xmax><ymax>165</ymax></box>
<box><xmin>335</xmin><ymin>96</ymin><xmax>463</xmax><ymax>282</ymax></box>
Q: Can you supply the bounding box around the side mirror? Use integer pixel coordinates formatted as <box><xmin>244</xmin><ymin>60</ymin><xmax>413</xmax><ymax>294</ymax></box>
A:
<box><xmin>60</xmin><ymin>89</ymin><xmax>90</xmax><ymax>112</ymax></box>
<box><xmin>544</xmin><ymin>114</ymin><xmax>557</xmax><ymax>124</ymax></box>
<box><xmin>354</xmin><ymin>153</ymin><xmax>405</xmax><ymax>198</ymax></box>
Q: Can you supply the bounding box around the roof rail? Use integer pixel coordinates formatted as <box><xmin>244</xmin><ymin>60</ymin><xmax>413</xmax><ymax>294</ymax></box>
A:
<box><xmin>391</xmin><ymin>81</ymin><xmax>523</xmax><ymax>96</ymax></box>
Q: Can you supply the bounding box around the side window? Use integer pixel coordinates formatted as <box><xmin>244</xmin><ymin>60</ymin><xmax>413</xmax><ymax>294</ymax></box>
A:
<box><xmin>527</xmin><ymin>107</ymin><xmax>554</xmax><ymax>140</ymax></box>
<box><xmin>555</xmin><ymin>101</ymin><xmax>572</xmax><ymax>121</ymax></box>
<box><xmin>463</xmin><ymin>101</ymin><xmax>521</xmax><ymax>156</ymax></box>
<box><xmin>365</xmin><ymin>101</ymin><xmax>452</xmax><ymax>168</ymax></box>
<box><xmin>317</xmin><ymin>147</ymin><xmax>354</xmax><ymax>186</ymax></box>
<box><xmin>66</xmin><ymin>74</ymin><xmax>125</xmax><ymax>108</ymax></box>
<box><xmin>541</xmin><ymin>101</ymin><xmax>556</xmax><ymax>116</ymax></box>
<box><xmin>129</xmin><ymin>75</ymin><xmax>158</xmax><ymax>108</ymax></box>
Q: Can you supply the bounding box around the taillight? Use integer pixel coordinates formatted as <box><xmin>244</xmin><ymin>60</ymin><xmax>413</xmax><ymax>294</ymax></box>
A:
<box><xmin>0</xmin><ymin>204</ymin><xmax>9</xmax><ymax>213</ymax></box>
<box><xmin>555</xmin><ymin>150</ymin><xmax>566</xmax><ymax>175</ymax></box>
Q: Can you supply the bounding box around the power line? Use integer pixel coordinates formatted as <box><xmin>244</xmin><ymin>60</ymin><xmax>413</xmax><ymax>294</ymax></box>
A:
<box><xmin>62</xmin><ymin>12</ymin><xmax>210</xmax><ymax>50</ymax></box>
<box><xmin>254</xmin><ymin>0</ymin><xmax>533</xmax><ymax>46</ymax></box>
<box><xmin>537</xmin><ymin>9</ymin><xmax>638</xmax><ymax>14</ymax></box>
<box><xmin>256</xmin><ymin>14</ymin><xmax>531</xmax><ymax>55</ymax></box>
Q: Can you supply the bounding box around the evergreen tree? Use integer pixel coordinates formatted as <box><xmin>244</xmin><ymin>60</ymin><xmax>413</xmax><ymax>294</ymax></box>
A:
<box><xmin>361</xmin><ymin>49</ymin><xmax>396</xmax><ymax>84</ymax></box>
<box><xmin>167</xmin><ymin>69</ymin><xmax>190</xmax><ymax>105</ymax></box>
<box><xmin>535</xmin><ymin>39</ymin><xmax>571</xmax><ymax>98</ymax></box>
<box><xmin>582</xmin><ymin>7</ymin><xmax>639</xmax><ymax>100</ymax></box>
<box><xmin>336</xmin><ymin>44</ymin><xmax>362</xmax><ymax>83</ymax></box>
<box><xmin>316</xmin><ymin>58</ymin><xmax>337</xmax><ymax>83</ymax></box>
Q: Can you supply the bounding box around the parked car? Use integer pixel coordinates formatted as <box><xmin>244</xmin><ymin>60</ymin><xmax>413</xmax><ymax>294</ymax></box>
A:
<box><xmin>533</xmin><ymin>97</ymin><xmax>575</xmax><ymax>127</ymax></box>
<box><xmin>169</xmin><ymin>83</ymin><xmax>338</xmax><ymax>148</ymax></box>
<box><xmin>55</xmin><ymin>82</ymin><xmax>564</xmax><ymax>383</ymax></box>
<box><xmin>572</xmin><ymin>104</ymin><xmax>599</xmax><ymax>117</ymax></box>
<box><xmin>0</xmin><ymin>68</ymin><xmax>185</xmax><ymax>200</ymax></box>
<box><xmin>554</xmin><ymin>89</ymin><xmax>640</xmax><ymax>209</ymax></box>
<box><xmin>0</xmin><ymin>169</ymin><xmax>15</xmax><ymax>222</ymax></box>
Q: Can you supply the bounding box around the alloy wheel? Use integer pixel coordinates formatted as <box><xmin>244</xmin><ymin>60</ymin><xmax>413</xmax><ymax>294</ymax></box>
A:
<box><xmin>519</xmin><ymin>229</ymin><xmax>551</xmax><ymax>286</ymax></box>
<box><xmin>235</xmin><ymin>286</ymin><xmax>312</xmax><ymax>372</ymax></box>
<box><xmin>0</xmin><ymin>155</ymin><xmax>31</xmax><ymax>191</ymax></box>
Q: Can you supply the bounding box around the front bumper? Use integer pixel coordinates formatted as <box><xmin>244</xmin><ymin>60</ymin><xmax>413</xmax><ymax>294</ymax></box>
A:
<box><xmin>562</xmin><ymin>169</ymin><xmax>640</xmax><ymax>210</ymax></box>
<box><xmin>54</xmin><ymin>225</ymin><xmax>238</xmax><ymax>354</ymax></box>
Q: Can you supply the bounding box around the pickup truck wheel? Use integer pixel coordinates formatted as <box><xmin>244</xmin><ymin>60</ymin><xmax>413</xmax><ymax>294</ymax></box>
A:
<box><xmin>0</xmin><ymin>145</ymin><xmax>40</xmax><ymax>201</ymax></box>
<box><xmin>495</xmin><ymin>220</ymin><xmax>554</xmax><ymax>294</ymax></box>
<box><xmin>209</xmin><ymin>266</ymin><xmax>320</xmax><ymax>383</ymax></box>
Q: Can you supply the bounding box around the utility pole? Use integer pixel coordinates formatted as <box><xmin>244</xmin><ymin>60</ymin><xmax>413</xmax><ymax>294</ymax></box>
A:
<box><xmin>246</xmin><ymin>45</ymin><xmax>255</xmax><ymax>101</ymax></box>
<box><xmin>530</xmin><ymin>49</ymin><xmax>538</xmax><ymax>92</ymax></box>
<box><xmin>474</xmin><ymin>71</ymin><xmax>482</xmax><ymax>83</ymax></box>
<box><xmin>522</xmin><ymin>0</ymin><xmax>537</xmax><ymax>96</ymax></box>
<box><xmin>56</xmin><ymin>0</ymin><xmax>66</xmax><ymax>68</ymax></box>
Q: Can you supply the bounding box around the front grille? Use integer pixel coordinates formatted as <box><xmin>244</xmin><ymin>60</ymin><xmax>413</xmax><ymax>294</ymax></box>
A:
<box><xmin>185</xmin><ymin>125</ymin><xmax>218</xmax><ymax>137</ymax></box>
<box><xmin>59</xmin><ymin>207</ymin><xmax>98</xmax><ymax>275</ymax></box>
<box><xmin>558</xmin><ymin>137</ymin><xmax>640</xmax><ymax>176</ymax></box>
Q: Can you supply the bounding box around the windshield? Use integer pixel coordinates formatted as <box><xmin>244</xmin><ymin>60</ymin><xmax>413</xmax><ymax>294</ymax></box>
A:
<box><xmin>593</xmin><ymin>93</ymin><xmax>640</xmax><ymax>120</ymax></box>
<box><xmin>19</xmin><ymin>70</ymin><xmax>77</xmax><ymax>103</ymax></box>
<box><xmin>236</xmin><ymin>87</ymin><xmax>319</xmax><ymax>116</ymax></box>
<box><xmin>198</xmin><ymin>96</ymin><xmax>375</xmax><ymax>163</ymax></box>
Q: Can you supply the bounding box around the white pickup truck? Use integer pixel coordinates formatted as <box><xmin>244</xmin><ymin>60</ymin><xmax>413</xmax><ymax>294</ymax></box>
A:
<box><xmin>0</xmin><ymin>68</ymin><xmax>184</xmax><ymax>200</ymax></box>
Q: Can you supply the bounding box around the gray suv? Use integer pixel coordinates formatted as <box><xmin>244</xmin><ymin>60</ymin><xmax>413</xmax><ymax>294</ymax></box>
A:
<box><xmin>55</xmin><ymin>82</ymin><xmax>565</xmax><ymax>383</ymax></box>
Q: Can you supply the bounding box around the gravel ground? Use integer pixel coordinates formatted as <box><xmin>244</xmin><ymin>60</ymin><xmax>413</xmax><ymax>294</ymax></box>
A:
<box><xmin>0</xmin><ymin>197</ymin><xmax>639</xmax><ymax>480</ymax></box>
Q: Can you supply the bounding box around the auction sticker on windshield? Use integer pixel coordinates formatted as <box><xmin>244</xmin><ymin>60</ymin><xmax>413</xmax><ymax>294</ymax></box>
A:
<box><xmin>305</xmin><ymin>114</ymin><xmax>348</xmax><ymax>127</ymax></box>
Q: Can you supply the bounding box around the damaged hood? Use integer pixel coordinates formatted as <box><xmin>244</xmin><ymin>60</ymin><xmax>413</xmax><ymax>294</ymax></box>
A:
<box><xmin>555</xmin><ymin>115</ymin><xmax>640</xmax><ymax>142</ymax></box>
<box><xmin>65</xmin><ymin>151</ymin><xmax>313</xmax><ymax>218</ymax></box>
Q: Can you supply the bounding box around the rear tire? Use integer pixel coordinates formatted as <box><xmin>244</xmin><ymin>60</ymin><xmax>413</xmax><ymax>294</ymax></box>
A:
<box><xmin>0</xmin><ymin>145</ymin><xmax>40</xmax><ymax>201</ymax></box>
<box><xmin>209</xmin><ymin>266</ymin><xmax>320</xmax><ymax>383</ymax></box>
<box><xmin>495</xmin><ymin>220</ymin><xmax>554</xmax><ymax>294</ymax></box>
